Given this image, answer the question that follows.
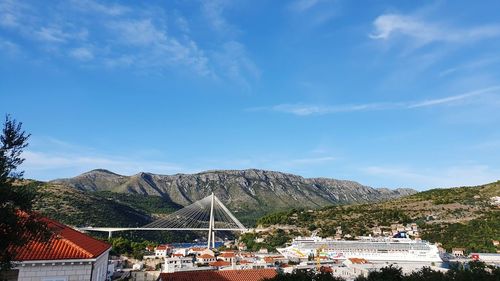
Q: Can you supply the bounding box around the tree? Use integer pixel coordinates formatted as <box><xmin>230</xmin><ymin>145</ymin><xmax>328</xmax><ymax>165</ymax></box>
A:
<box><xmin>0</xmin><ymin>115</ymin><xmax>49</xmax><ymax>271</ymax></box>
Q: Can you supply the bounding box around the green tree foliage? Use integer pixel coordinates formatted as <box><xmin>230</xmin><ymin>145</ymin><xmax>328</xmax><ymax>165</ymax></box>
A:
<box><xmin>108</xmin><ymin>237</ymin><xmax>157</xmax><ymax>260</ymax></box>
<box><xmin>0</xmin><ymin>115</ymin><xmax>50</xmax><ymax>271</ymax></box>
<box><xmin>421</xmin><ymin>211</ymin><xmax>500</xmax><ymax>253</ymax></box>
<box><xmin>265</xmin><ymin>262</ymin><xmax>500</xmax><ymax>281</ymax></box>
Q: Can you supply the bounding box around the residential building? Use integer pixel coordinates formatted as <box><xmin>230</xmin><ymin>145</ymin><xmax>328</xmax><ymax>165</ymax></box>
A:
<box><xmin>163</xmin><ymin>256</ymin><xmax>195</xmax><ymax>273</ymax></box>
<box><xmin>2</xmin><ymin>217</ymin><xmax>111</xmax><ymax>281</ymax></box>
<box><xmin>452</xmin><ymin>248</ymin><xmax>466</xmax><ymax>257</ymax></box>
<box><xmin>218</xmin><ymin>252</ymin><xmax>237</xmax><ymax>263</ymax></box>
<box><xmin>155</xmin><ymin>245</ymin><xmax>172</xmax><ymax>258</ymax></box>
<box><xmin>196</xmin><ymin>254</ymin><xmax>216</xmax><ymax>264</ymax></box>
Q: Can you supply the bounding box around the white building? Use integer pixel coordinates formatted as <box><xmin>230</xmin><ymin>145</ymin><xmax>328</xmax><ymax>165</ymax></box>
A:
<box><xmin>196</xmin><ymin>254</ymin><xmax>216</xmax><ymax>264</ymax></box>
<box><xmin>163</xmin><ymin>257</ymin><xmax>195</xmax><ymax>273</ymax></box>
<box><xmin>155</xmin><ymin>245</ymin><xmax>172</xmax><ymax>258</ymax></box>
<box><xmin>2</xmin><ymin>217</ymin><xmax>111</xmax><ymax>281</ymax></box>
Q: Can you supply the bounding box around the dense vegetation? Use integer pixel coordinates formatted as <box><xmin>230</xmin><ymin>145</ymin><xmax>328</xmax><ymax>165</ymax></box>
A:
<box><xmin>265</xmin><ymin>262</ymin><xmax>500</xmax><ymax>281</ymax></box>
<box><xmin>255</xmin><ymin>181</ymin><xmax>500</xmax><ymax>253</ymax></box>
<box><xmin>108</xmin><ymin>237</ymin><xmax>157</xmax><ymax>260</ymax></box>
<box><xmin>32</xmin><ymin>184</ymin><xmax>183</xmax><ymax>227</ymax></box>
<box><xmin>239</xmin><ymin>229</ymin><xmax>300</xmax><ymax>252</ymax></box>
<box><xmin>421</xmin><ymin>211</ymin><xmax>500</xmax><ymax>253</ymax></box>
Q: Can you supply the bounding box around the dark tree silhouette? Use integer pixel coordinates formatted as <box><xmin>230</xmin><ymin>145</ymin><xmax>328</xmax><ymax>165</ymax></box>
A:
<box><xmin>0</xmin><ymin>115</ymin><xmax>49</xmax><ymax>271</ymax></box>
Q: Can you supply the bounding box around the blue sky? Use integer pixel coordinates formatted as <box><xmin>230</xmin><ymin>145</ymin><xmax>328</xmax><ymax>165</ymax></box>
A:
<box><xmin>1</xmin><ymin>0</ymin><xmax>500</xmax><ymax>189</ymax></box>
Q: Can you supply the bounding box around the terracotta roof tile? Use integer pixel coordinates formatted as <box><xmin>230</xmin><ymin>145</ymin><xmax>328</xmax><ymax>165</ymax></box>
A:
<box><xmin>11</xmin><ymin>217</ymin><xmax>111</xmax><ymax>261</ymax></box>
<box><xmin>199</xmin><ymin>254</ymin><xmax>215</xmax><ymax>259</ymax></box>
<box><xmin>159</xmin><ymin>268</ymin><xmax>277</xmax><ymax>281</ymax></box>
<box><xmin>209</xmin><ymin>261</ymin><xmax>231</xmax><ymax>267</ymax></box>
<box><xmin>219</xmin><ymin>252</ymin><xmax>236</xmax><ymax>258</ymax></box>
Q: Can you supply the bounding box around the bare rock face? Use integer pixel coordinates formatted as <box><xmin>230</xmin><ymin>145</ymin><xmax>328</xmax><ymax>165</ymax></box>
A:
<box><xmin>52</xmin><ymin>169</ymin><xmax>417</xmax><ymax>221</ymax></box>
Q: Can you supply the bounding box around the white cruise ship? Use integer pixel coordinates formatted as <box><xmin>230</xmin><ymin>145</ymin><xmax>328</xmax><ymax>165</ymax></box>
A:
<box><xmin>277</xmin><ymin>232</ymin><xmax>442</xmax><ymax>264</ymax></box>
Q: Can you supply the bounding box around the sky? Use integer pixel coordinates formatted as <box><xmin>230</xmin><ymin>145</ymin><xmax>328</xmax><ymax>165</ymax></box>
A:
<box><xmin>1</xmin><ymin>0</ymin><xmax>500</xmax><ymax>190</ymax></box>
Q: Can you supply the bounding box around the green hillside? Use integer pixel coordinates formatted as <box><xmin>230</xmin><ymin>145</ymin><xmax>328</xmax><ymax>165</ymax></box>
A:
<box><xmin>32</xmin><ymin>183</ymin><xmax>181</xmax><ymax>227</ymax></box>
<box><xmin>256</xmin><ymin>181</ymin><xmax>500</xmax><ymax>253</ymax></box>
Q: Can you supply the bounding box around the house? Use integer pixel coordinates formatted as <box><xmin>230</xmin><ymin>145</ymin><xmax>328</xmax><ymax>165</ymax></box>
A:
<box><xmin>158</xmin><ymin>268</ymin><xmax>277</xmax><ymax>281</ymax></box>
<box><xmin>155</xmin><ymin>245</ymin><xmax>172</xmax><ymax>258</ymax></box>
<box><xmin>173</xmin><ymin>248</ymin><xmax>188</xmax><ymax>257</ymax></box>
<box><xmin>452</xmin><ymin>248</ymin><xmax>466</xmax><ymax>257</ymax></box>
<box><xmin>188</xmin><ymin>247</ymin><xmax>208</xmax><ymax>256</ymax></box>
<box><xmin>163</xmin><ymin>256</ymin><xmax>195</xmax><ymax>273</ymax></box>
<box><xmin>218</xmin><ymin>252</ymin><xmax>237</xmax><ymax>263</ymax></box>
<box><xmin>196</xmin><ymin>254</ymin><xmax>216</xmax><ymax>264</ymax></box>
<box><xmin>2</xmin><ymin>216</ymin><xmax>111</xmax><ymax>281</ymax></box>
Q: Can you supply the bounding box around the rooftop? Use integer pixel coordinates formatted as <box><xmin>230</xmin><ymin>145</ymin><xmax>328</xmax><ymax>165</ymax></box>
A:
<box><xmin>10</xmin><ymin>217</ymin><xmax>111</xmax><ymax>261</ymax></box>
<box><xmin>158</xmin><ymin>268</ymin><xmax>277</xmax><ymax>281</ymax></box>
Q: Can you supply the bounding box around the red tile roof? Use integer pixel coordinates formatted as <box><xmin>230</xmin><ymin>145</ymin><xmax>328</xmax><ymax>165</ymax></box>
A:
<box><xmin>219</xmin><ymin>252</ymin><xmax>236</xmax><ymax>258</ymax></box>
<box><xmin>11</xmin><ymin>217</ymin><xmax>111</xmax><ymax>261</ymax></box>
<box><xmin>348</xmin><ymin>258</ymin><xmax>369</xmax><ymax>264</ymax></box>
<box><xmin>159</xmin><ymin>268</ymin><xmax>277</xmax><ymax>281</ymax></box>
<box><xmin>209</xmin><ymin>261</ymin><xmax>231</xmax><ymax>267</ymax></box>
<box><xmin>198</xmin><ymin>254</ymin><xmax>215</xmax><ymax>259</ymax></box>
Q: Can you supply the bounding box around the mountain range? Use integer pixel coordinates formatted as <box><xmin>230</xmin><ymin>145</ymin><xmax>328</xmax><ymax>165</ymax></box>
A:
<box><xmin>48</xmin><ymin>168</ymin><xmax>415</xmax><ymax>224</ymax></box>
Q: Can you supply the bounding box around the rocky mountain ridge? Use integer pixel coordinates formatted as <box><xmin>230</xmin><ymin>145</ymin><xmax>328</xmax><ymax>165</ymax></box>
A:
<box><xmin>51</xmin><ymin>169</ymin><xmax>416</xmax><ymax>223</ymax></box>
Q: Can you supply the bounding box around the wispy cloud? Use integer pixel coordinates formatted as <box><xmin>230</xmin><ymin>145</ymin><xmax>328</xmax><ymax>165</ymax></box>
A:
<box><xmin>0</xmin><ymin>0</ymin><xmax>260</xmax><ymax>82</ymax></box>
<box><xmin>213</xmin><ymin>41</ymin><xmax>260</xmax><ymax>88</ymax></box>
<box><xmin>250</xmin><ymin>86</ymin><xmax>500</xmax><ymax>116</ymax></box>
<box><xmin>289</xmin><ymin>0</ymin><xmax>321</xmax><ymax>12</ymax></box>
<box><xmin>201</xmin><ymin>0</ymin><xmax>232</xmax><ymax>33</ymax></box>
<box><xmin>288</xmin><ymin>0</ymin><xmax>339</xmax><ymax>26</ymax></box>
<box><xmin>69</xmin><ymin>47</ymin><xmax>94</xmax><ymax>61</ymax></box>
<box><xmin>370</xmin><ymin>13</ymin><xmax>500</xmax><ymax>46</ymax></box>
<box><xmin>288</xmin><ymin>156</ymin><xmax>337</xmax><ymax>165</ymax></box>
<box><xmin>439</xmin><ymin>55</ymin><xmax>500</xmax><ymax>77</ymax></box>
<box><xmin>70</xmin><ymin>0</ymin><xmax>130</xmax><ymax>16</ymax></box>
<box><xmin>363</xmin><ymin>164</ymin><xmax>500</xmax><ymax>189</ymax></box>
<box><xmin>22</xmin><ymin>150</ymin><xmax>184</xmax><ymax>180</ymax></box>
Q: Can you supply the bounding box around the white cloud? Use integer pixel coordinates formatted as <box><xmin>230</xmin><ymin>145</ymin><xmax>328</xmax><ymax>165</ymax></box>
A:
<box><xmin>69</xmin><ymin>47</ymin><xmax>94</xmax><ymax>61</ymax></box>
<box><xmin>363</xmin><ymin>164</ymin><xmax>500</xmax><ymax>189</ymax></box>
<box><xmin>252</xmin><ymin>86</ymin><xmax>500</xmax><ymax>116</ymax></box>
<box><xmin>201</xmin><ymin>0</ymin><xmax>231</xmax><ymax>33</ymax></box>
<box><xmin>0</xmin><ymin>37</ymin><xmax>19</xmax><ymax>54</ymax></box>
<box><xmin>370</xmin><ymin>13</ymin><xmax>500</xmax><ymax>45</ymax></box>
<box><xmin>408</xmin><ymin>86</ymin><xmax>500</xmax><ymax>108</ymax></box>
<box><xmin>110</xmin><ymin>19</ymin><xmax>167</xmax><ymax>46</ymax></box>
<box><xmin>289</xmin><ymin>0</ymin><xmax>321</xmax><ymax>12</ymax></box>
<box><xmin>70</xmin><ymin>0</ymin><xmax>129</xmax><ymax>16</ymax></box>
<box><xmin>438</xmin><ymin>55</ymin><xmax>500</xmax><ymax>77</ymax></box>
<box><xmin>289</xmin><ymin>156</ymin><xmax>337</xmax><ymax>165</ymax></box>
<box><xmin>22</xmin><ymin>150</ymin><xmax>184</xmax><ymax>180</ymax></box>
<box><xmin>213</xmin><ymin>41</ymin><xmax>260</xmax><ymax>88</ymax></box>
<box><xmin>0</xmin><ymin>1</ymin><xmax>260</xmax><ymax>84</ymax></box>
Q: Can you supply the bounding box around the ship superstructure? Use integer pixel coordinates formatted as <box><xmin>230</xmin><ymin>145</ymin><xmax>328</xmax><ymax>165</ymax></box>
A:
<box><xmin>277</xmin><ymin>232</ymin><xmax>442</xmax><ymax>264</ymax></box>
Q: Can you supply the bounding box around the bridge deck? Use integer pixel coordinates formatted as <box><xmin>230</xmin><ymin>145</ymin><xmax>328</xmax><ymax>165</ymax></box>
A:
<box><xmin>79</xmin><ymin>227</ymin><xmax>247</xmax><ymax>232</ymax></box>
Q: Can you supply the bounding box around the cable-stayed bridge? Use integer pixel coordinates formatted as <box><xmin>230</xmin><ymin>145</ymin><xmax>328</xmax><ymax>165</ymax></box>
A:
<box><xmin>79</xmin><ymin>193</ymin><xmax>247</xmax><ymax>248</ymax></box>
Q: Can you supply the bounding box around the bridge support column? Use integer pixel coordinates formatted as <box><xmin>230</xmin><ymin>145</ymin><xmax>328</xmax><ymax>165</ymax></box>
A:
<box><xmin>207</xmin><ymin>193</ymin><xmax>215</xmax><ymax>249</ymax></box>
<box><xmin>108</xmin><ymin>231</ymin><xmax>112</xmax><ymax>239</ymax></box>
